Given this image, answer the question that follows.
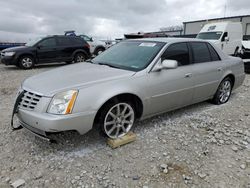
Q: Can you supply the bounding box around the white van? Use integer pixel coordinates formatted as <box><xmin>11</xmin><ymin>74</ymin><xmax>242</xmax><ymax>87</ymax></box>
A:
<box><xmin>196</xmin><ymin>22</ymin><xmax>242</xmax><ymax>56</ymax></box>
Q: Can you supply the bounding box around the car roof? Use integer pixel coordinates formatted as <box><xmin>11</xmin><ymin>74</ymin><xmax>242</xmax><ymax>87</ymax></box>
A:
<box><xmin>128</xmin><ymin>37</ymin><xmax>205</xmax><ymax>43</ymax></box>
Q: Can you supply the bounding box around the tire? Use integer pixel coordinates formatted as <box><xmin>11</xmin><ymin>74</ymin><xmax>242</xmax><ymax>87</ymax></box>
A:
<box><xmin>19</xmin><ymin>56</ymin><xmax>34</xmax><ymax>69</ymax></box>
<box><xmin>73</xmin><ymin>53</ymin><xmax>86</xmax><ymax>63</ymax></box>
<box><xmin>94</xmin><ymin>48</ymin><xmax>105</xmax><ymax>56</ymax></box>
<box><xmin>212</xmin><ymin>77</ymin><xmax>233</xmax><ymax>105</ymax></box>
<box><xmin>98</xmin><ymin>101</ymin><xmax>135</xmax><ymax>139</ymax></box>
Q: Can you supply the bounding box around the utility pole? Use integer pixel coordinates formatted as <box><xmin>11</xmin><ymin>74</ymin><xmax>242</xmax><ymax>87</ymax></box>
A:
<box><xmin>224</xmin><ymin>0</ymin><xmax>228</xmax><ymax>18</ymax></box>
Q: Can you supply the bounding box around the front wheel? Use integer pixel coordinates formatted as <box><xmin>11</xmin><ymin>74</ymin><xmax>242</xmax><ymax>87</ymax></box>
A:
<box><xmin>212</xmin><ymin>77</ymin><xmax>232</xmax><ymax>105</ymax></box>
<box><xmin>19</xmin><ymin>56</ymin><xmax>34</xmax><ymax>69</ymax></box>
<box><xmin>99</xmin><ymin>101</ymin><xmax>135</xmax><ymax>139</ymax></box>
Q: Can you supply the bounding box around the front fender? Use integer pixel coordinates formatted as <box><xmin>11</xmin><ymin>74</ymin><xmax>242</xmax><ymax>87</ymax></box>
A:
<box><xmin>72</xmin><ymin>77</ymin><xmax>146</xmax><ymax>114</ymax></box>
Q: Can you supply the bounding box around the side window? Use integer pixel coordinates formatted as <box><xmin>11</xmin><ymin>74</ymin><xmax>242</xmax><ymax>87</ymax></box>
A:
<box><xmin>191</xmin><ymin>42</ymin><xmax>211</xmax><ymax>63</ymax></box>
<box><xmin>58</xmin><ymin>37</ymin><xmax>73</xmax><ymax>46</ymax></box>
<box><xmin>207</xmin><ymin>43</ymin><xmax>221</xmax><ymax>61</ymax></box>
<box><xmin>38</xmin><ymin>38</ymin><xmax>56</xmax><ymax>47</ymax></box>
<box><xmin>162</xmin><ymin>43</ymin><xmax>190</xmax><ymax>66</ymax></box>
<box><xmin>72</xmin><ymin>38</ymin><xmax>84</xmax><ymax>45</ymax></box>
<box><xmin>221</xmin><ymin>32</ymin><xmax>228</xmax><ymax>41</ymax></box>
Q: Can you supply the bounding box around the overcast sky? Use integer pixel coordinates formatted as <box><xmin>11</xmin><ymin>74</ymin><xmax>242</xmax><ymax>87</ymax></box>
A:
<box><xmin>0</xmin><ymin>0</ymin><xmax>249</xmax><ymax>42</ymax></box>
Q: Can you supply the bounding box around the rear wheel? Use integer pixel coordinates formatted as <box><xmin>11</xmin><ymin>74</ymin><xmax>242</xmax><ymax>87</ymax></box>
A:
<box><xmin>99</xmin><ymin>101</ymin><xmax>135</xmax><ymax>139</ymax></box>
<box><xmin>19</xmin><ymin>56</ymin><xmax>34</xmax><ymax>69</ymax></box>
<box><xmin>74</xmin><ymin>53</ymin><xmax>86</xmax><ymax>63</ymax></box>
<box><xmin>94</xmin><ymin>48</ymin><xmax>105</xmax><ymax>56</ymax></box>
<box><xmin>212</xmin><ymin>77</ymin><xmax>232</xmax><ymax>105</ymax></box>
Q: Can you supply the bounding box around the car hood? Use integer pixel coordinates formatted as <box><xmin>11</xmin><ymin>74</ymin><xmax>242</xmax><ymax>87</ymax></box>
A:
<box><xmin>22</xmin><ymin>63</ymin><xmax>135</xmax><ymax>97</ymax></box>
<box><xmin>2</xmin><ymin>46</ymin><xmax>31</xmax><ymax>52</ymax></box>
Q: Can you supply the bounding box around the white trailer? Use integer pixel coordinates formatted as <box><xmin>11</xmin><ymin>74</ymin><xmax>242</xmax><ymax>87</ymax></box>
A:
<box><xmin>196</xmin><ymin>22</ymin><xmax>242</xmax><ymax>56</ymax></box>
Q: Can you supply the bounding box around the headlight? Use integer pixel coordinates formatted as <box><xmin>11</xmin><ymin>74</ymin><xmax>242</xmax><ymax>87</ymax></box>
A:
<box><xmin>4</xmin><ymin>52</ymin><xmax>16</xmax><ymax>56</ymax></box>
<box><xmin>47</xmin><ymin>90</ymin><xmax>78</xmax><ymax>115</ymax></box>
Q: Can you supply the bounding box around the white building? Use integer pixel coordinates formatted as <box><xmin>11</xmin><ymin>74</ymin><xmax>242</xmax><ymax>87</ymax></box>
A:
<box><xmin>183</xmin><ymin>15</ymin><xmax>250</xmax><ymax>39</ymax></box>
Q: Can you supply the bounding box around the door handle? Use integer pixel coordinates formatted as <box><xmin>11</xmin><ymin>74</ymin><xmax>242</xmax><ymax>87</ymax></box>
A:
<box><xmin>185</xmin><ymin>73</ymin><xmax>192</xmax><ymax>78</ymax></box>
<box><xmin>217</xmin><ymin>67</ymin><xmax>223</xmax><ymax>72</ymax></box>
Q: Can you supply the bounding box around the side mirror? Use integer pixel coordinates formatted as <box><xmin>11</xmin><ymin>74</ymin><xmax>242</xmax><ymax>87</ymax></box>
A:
<box><xmin>162</xmin><ymin>59</ymin><xmax>178</xmax><ymax>69</ymax></box>
<box><xmin>37</xmin><ymin>44</ymin><xmax>43</xmax><ymax>49</ymax></box>
<box><xmin>152</xmin><ymin>59</ymin><xmax>178</xmax><ymax>72</ymax></box>
<box><xmin>90</xmin><ymin>37</ymin><xmax>93</xmax><ymax>42</ymax></box>
<box><xmin>224</xmin><ymin>36</ymin><xmax>229</xmax><ymax>41</ymax></box>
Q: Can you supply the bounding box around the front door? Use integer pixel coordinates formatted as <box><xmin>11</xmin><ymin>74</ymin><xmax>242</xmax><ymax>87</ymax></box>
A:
<box><xmin>145</xmin><ymin>42</ymin><xmax>195</xmax><ymax>116</ymax></box>
<box><xmin>36</xmin><ymin>37</ymin><xmax>59</xmax><ymax>63</ymax></box>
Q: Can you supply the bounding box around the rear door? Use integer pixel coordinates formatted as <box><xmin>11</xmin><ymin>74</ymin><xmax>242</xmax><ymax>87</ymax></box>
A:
<box><xmin>146</xmin><ymin>42</ymin><xmax>195</xmax><ymax>115</ymax></box>
<box><xmin>36</xmin><ymin>37</ymin><xmax>59</xmax><ymax>63</ymax></box>
<box><xmin>190</xmin><ymin>42</ymin><xmax>224</xmax><ymax>103</ymax></box>
<box><xmin>57</xmin><ymin>36</ymin><xmax>76</xmax><ymax>61</ymax></box>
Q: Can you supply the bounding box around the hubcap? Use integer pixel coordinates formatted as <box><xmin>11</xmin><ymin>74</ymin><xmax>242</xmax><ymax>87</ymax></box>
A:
<box><xmin>219</xmin><ymin>80</ymin><xmax>231</xmax><ymax>103</ymax></box>
<box><xmin>104</xmin><ymin>103</ymin><xmax>135</xmax><ymax>139</ymax></box>
<box><xmin>21</xmin><ymin>57</ymin><xmax>33</xmax><ymax>68</ymax></box>
<box><xmin>76</xmin><ymin>54</ymin><xmax>85</xmax><ymax>62</ymax></box>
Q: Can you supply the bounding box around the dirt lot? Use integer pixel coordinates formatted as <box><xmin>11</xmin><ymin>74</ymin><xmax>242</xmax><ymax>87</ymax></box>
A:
<box><xmin>0</xmin><ymin>63</ymin><xmax>250</xmax><ymax>188</ymax></box>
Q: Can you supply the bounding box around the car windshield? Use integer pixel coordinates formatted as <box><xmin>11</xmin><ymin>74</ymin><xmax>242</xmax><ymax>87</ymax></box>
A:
<box><xmin>196</xmin><ymin>32</ymin><xmax>223</xmax><ymax>40</ymax></box>
<box><xmin>92</xmin><ymin>41</ymin><xmax>165</xmax><ymax>71</ymax></box>
<box><xmin>25</xmin><ymin>37</ymin><xmax>44</xmax><ymax>46</ymax></box>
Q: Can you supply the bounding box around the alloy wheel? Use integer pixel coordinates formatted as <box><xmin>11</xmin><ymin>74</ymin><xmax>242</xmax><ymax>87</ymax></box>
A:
<box><xmin>104</xmin><ymin>103</ymin><xmax>135</xmax><ymax>139</ymax></box>
<box><xmin>21</xmin><ymin>57</ymin><xmax>33</xmax><ymax>68</ymax></box>
<box><xmin>75</xmin><ymin>54</ymin><xmax>85</xmax><ymax>63</ymax></box>
<box><xmin>218</xmin><ymin>80</ymin><xmax>232</xmax><ymax>103</ymax></box>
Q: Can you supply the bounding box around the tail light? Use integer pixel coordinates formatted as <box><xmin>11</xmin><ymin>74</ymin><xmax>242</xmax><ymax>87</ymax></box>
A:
<box><xmin>85</xmin><ymin>43</ymin><xmax>90</xmax><ymax>49</ymax></box>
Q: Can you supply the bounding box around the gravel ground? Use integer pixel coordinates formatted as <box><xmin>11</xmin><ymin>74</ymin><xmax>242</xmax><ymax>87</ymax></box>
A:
<box><xmin>0</xmin><ymin>63</ymin><xmax>250</xmax><ymax>188</ymax></box>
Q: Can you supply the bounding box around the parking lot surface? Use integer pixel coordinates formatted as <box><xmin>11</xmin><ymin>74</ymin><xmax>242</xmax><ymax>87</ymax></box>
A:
<box><xmin>0</xmin><ymin>63</ymin><xmax>250</xmax><ymax>188</ymax></box>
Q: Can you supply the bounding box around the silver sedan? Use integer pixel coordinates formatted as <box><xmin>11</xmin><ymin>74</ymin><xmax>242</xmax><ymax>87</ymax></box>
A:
<box><xmin>12</xmin><ymin>38</ymin><xmax>245</xmax><ymax>140</ymax></box>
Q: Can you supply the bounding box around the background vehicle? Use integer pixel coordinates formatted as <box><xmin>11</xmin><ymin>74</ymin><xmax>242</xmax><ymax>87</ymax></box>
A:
<box><xmin>241</xmin><ymin>40</ymin><xmax>250</xmax><ymax>73</ymax></box>
<box><xmin>196</xmin><ymin>22</ymin><xmax>242</xmax><ymax>56</ymax></box>
<box><xmin>1</xmin><ymin>35</ymin><xmax>90</xmax><ymax>69</ymax></box>
<box><xmin>65</xmin><ymin>31</ymin><xmax>107</xmax><ymax>56</ymax></box>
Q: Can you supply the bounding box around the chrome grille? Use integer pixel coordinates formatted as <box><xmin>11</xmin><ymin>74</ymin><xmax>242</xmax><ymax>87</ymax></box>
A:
<box><xmin>19</xmin><ymin>90</ymin><xmax>42</xmax><ymax>110</ymax></box>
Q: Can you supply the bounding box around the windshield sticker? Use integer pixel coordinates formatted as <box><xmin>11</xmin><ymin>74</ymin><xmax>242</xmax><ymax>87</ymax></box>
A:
<box><xmin>139</xmin><ymin>43</ymin><xmax>156</xmax><ymax>47</ymax></box>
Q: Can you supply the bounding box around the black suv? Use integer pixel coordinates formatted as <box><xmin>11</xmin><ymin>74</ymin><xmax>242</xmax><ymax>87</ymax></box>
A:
<box><xmin>0</xmin><ymin>35</ymin><xmax>91</xmax><ymax>69</ymax></box>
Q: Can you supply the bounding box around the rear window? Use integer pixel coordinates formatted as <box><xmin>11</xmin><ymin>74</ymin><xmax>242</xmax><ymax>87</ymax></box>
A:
<box><xmin>207</xmin><ymin>43</ymin><xmax>221</xmax><ymax>61</ymax></box>
<box><xmin>58</xmin><ymin>37</ymin><xmax>83</xmax><ymax>46</ymax></box>
<box><xmin>58</xmin><ymin>37</ymin><xmax>73</xmax><ymax>46</ymax></box>
<box><xmin>191</xmin><ymin>42</ymin><xmax>211</xmax><ymax>63</ymax></box>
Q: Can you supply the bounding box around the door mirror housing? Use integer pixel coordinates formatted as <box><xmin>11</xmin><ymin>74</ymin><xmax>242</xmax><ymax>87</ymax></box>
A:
<box><xmin>162</xmin><ymin>59</ymin><xmax>178</xmax><ymax>69</ymax></box>
<box><xmin>224</xmin><ymin>36</ymin><xmax>229</xmax><ymax>41</ymax></box>
<box><xmin>37</xmin><ymin>44</ymin><xmax>43</xmax><ymax>49</ymax></box>
<box><xmin>90</xmin><ymin>37</ymin><xmax>93</xmax><ymax>42</ymax></box>
<box><xmin>152</xmin><ymin>59</ymin><xmax>178</xmax><ymax>72</ymax></box>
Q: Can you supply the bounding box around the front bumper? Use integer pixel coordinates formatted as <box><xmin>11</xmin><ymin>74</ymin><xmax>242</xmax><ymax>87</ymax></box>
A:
<box><xmin>17</xmin><ymin>108</ymin><xmax>97</xmax><ymax>137</ymax></box>
<box><xmin>1</xmin><ymin>55</ymin><xmax>18</xmax><ymax>65</ymax></box>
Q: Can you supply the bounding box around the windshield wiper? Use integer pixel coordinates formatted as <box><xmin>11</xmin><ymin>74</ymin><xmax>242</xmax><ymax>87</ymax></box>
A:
<box><xmin>97</xmin><ymin>62</ymin><xmax>122</xmax><ymax>69</ymax></box>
